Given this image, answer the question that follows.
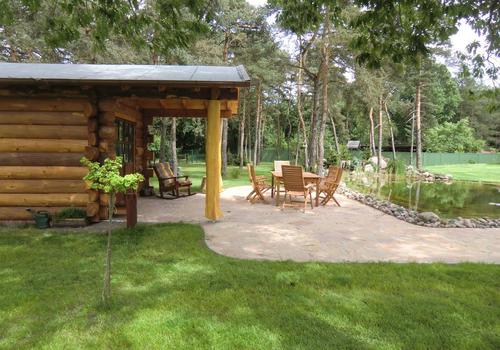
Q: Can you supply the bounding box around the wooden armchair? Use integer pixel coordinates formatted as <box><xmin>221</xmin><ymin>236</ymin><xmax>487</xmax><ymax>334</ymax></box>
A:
<box><xmin>319</xmin><ymin>166</ymin><xmax>343</xmax><ymax>206</ymax></box>
<box><xmin>281</xmin><ymin>165</ymin><xmax>314</xmax><ymax>211</ymax></box>
<box><xmin>246</xmin><ymin>163</ymin><xmax>271</xmax><ymax>203</ymax></box>
<box><xmin>153</xmin><ymin>162</ymin><xmax>192</xmax><ymax>198</ymax></box>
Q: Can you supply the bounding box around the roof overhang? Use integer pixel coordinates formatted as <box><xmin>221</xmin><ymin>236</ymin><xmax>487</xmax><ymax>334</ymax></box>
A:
<box><xmin>0</xmin><ymin>63</ymin><xmax>251</xmax><ymax>88</ymax></box>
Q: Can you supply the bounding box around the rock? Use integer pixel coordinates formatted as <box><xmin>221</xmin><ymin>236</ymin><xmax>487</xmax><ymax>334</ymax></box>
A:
<box><xmin>462</xmin><ymin>219</ymin><xmax>474</xmax><ymax>228</ymax></box>
<box><xmin>364</xmin><ymin>163</ymin><xmax>374</xmax><ymax>172</ymax></box>
<box><xmin>369</xmin><ymin>156</ymin><xmax>387</xmax><ymax>169</ymax></box>
<box><xmin>417</xmin><ymin>211</ymin><xmax>440</xmax><ymax>223</ymax></box>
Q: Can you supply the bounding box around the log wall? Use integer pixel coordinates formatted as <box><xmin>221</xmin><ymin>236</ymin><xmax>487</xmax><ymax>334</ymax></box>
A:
<box><xmin>0</xmin><ymin>97</ymin><xmax>94</xmax><ymax>221</ymax></box>
<box><xmin>96</xmin><ymin>99</ymin><xmax>145</xmax><ymax>219</ymax></box>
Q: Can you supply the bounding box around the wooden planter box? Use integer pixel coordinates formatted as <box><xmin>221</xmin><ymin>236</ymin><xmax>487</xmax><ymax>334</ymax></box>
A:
<box><xmin>52</xmin><ymin>218</ymin><xmax>88</xmax><ymax>228</ymax></box>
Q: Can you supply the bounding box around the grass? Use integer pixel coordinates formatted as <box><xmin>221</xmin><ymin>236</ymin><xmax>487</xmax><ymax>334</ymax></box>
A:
<box><xmin>151</xmin><ymin>162</ymin><xmax>274</xmax><ymax>192</ymax></box>
<box><xmin>1</xmin><ymin>224</ymin><xmax>500</xmax><ymax>349</ymax></box>
<box><xmin>424</xmin><ymin>163</ymin><xmax>500</xmax><ymax>183</ymax></box>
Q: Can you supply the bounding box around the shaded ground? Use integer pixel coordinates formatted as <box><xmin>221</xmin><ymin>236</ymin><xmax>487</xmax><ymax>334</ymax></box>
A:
<box><xmin>138</xmin><ymin>186</ymin><xmax>500</xmax><ymax>264</ymax></box>
<box><xmin>1</xmin><ymin>223</ymin><xmax>499</xmax><ymax>349</ymax></box>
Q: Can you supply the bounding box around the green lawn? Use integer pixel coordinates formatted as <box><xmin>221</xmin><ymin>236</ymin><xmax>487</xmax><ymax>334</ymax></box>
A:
<box><xmin>1</xmin><ymin>224</ymin><xmax>499</xmax><ymax>349</ymax></box>
<box><xmin>424</xmin><ymin>163</ymin><xmax>500</xmax><ymax>183</ymax></box>
<box><xmin>151</xmin><ymin>162</ymin><xmax>274</xmax><ymax>192</ymax></box>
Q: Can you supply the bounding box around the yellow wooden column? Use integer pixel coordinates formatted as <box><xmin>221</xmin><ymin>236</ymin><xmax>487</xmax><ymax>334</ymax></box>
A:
<box><xmin>205</xmin><ymin>99</ymin><xmax>223</xmax><ymax>221</ymax></box>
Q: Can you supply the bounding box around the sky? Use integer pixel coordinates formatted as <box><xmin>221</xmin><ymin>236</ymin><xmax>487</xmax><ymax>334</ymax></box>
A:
<box><xmin>245</xmin><ymin>0</ymin><xmax>497</xmax><ymax>85</ymax></box>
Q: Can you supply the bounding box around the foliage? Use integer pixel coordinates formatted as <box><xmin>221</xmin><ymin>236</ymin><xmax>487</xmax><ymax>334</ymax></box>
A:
<box><xmin>228</xmin><ymin>168</ymin><xmax>241</xmax><ymax>179</ymax></box>
<box><xmin>54</xmin><ymin>208</ymin><xmax>87</xmax><ymax>221</ymax></box>
<box><xmin>386</xmin><ymin>158</ymin><xmax>406</xmax><ymax>175</ymax></box>
<box><xmin>0</xmin><ymin>0</ymin><xmax>214</xmax><ymax>59</ymax></box>
<box><xmin>324</xmin><ymin>145</ymin><xmax>351</xmax><ymax>167</ymax></box>
<box><xmin>424</xmin><ymin>119</ymin><xmax>486</xmax><ymax>153</ymax></box>
<box><xmin>81</xmin><ymin>157</ymin><xmax>144</xmax><ymax>194</ymax></box>
<box><xmin>1</xmin><ymin>223</ymin><xmax>500</xmax><ymax>349</ymax></box>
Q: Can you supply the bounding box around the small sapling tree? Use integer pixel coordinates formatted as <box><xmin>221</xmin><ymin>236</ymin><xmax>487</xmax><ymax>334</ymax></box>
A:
<box><xmin>81</xmin><ymin>156</ymin><xmax>144</xmax><ymax>303</ymax></box>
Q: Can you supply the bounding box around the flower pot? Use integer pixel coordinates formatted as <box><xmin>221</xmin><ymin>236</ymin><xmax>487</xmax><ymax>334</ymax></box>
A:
<box><xmin>125</xmin><ymin>191</ymin><xmax>137</xmax><ymax>229</ymax></box>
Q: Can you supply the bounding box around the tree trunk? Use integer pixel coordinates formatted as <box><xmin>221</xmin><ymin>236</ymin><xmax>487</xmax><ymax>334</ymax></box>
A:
<box><xmin>296</xmin><ymin>45</ymin><xmax>309</xmax><ymax>169</ymax></box>
<box><xmin>239</xmin><ymin>92</ymin><xmax>246</xmax><ymax>169</ymax></box>
<box><xmin>170</xmin><ymin>118</ymin><xmax>177</xmax><ymax>176</ymax></box>
<box><xmin>377</xmin><ymin>96</ymin><xmax>383</xmax><ymax>173</ymax></box>
<box><xmin>368</xmin><ymin>107</ymin><xmax>375</xmax><ymax>156</ymax></box>
<box><xmin>415</xmin><ymin>79</ymin><xmax>423</xmax><ymax>170</ymax></box>
<box><xmin>221</xmin><ymin>119</ymin><xmax>228</xmax><ymax>175</ymax></box>
<box><xmin>410</xmin><ymin>113</ymin><xmax>415</xmax><ymax>166</ymax></box>
<box><xmin>159</xmin><ymin>118</ymin><xmax>168</xmax><ymax>162</ymax></box>
<box><xmin>276</xmin><ymin>108</ymin><xmax>281</xmax><ymax>159</ymax></box>
<box><xmin>102</xmin><ymin>192</ymin><xmax>115</xmax><ymax>303</ymax></box>
<box><xmin>329</xmin><ymin>113</ymin><xmax>340</xmax><ymax>153</ymax></box>
<box><xmin>316</xmin><ymin>7</ymin><xmax>330</xmax><ymax>176</ymax></box>
<box><xmin>309</xmin><ymin>77</ymin><xmax>320</xmax><ymax>171</ymax></box>
<box><xmin>221</xmin><ymin>32</ymin><xmax>230</xmax><ymax>175</ymax></box>
<box><xmin>384</xmin><ymin>101</ymin><xmax>397</xmax><ymax>160</ymax></box>
<box><xmin>258</xmin><ymin>110</ymin><xmax>266</xmax><ymax>162</ymax></box>
<box><xmin>253</xmin><ymin>81</ymin><xmax>262</xmax><ymax>165</ymax></box>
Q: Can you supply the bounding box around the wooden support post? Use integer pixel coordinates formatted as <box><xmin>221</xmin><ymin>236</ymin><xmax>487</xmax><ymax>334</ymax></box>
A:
<box><xmin>205</xmin><ymin>98</ymin><xmax>223</xmax><ymax>221</ymax></box>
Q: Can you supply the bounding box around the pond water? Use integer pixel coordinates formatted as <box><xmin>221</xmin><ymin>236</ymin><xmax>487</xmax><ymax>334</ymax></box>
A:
<box><xmin>346</xmin><ymin>174</ymin><xmax>500</xmax><ymax>219</ymax></box>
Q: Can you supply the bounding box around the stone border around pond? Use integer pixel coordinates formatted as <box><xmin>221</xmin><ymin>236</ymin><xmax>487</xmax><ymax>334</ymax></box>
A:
<box><xmin>338</xmin><ymin>184</ymin><xmax>500</xmax><ymax>229</ymax></box>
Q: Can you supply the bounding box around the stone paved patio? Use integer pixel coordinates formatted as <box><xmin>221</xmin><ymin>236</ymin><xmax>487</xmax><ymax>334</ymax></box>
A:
<box><xmin>138</xmin><ymin>186</ymin><xmax>500</xmax><ymax>263</ymax></box>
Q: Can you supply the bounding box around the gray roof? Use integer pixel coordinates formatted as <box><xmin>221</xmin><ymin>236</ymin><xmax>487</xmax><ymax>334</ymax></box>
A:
<box><xmin>0</xmin><ymin>63</ymin><xmax>251</xmax><ymax>87</ymax></box>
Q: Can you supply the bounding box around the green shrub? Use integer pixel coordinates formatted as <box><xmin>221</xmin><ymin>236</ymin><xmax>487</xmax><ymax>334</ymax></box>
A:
<box><xmin>229</xmin><ymin>168</ymin><xmax>241</xmax><ymax>179</ymax></box>
<box><xmin>54</xmin><ymin>208</ymin><xmax>87</xmax><ymax>220</ymax></box>
<box><xmin>386</xmin><ymin>158</ymin><xmax>406</xmax><ymax>175</ymax></box>
<box><xmin>424</xmin><ymin>119</ymin><xmax>486</xmax><ymax>152</ymax></box>
<box><xmin>324</xmin><ymin>145</ymin><xmax>351</xmax><ymax>167</ymax></box>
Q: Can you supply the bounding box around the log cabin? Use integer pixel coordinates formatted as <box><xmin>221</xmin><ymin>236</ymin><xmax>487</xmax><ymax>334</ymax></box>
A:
<box><xmin>0</xmin><ymin>63</ymin><xmax>250</xmax><ymax>223</ymax></box>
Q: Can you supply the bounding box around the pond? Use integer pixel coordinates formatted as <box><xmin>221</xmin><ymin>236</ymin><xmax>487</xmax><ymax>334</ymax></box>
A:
<box><xmin>345</xmin><ymin>174</ymin><xmax>500</xmax><ymax>219</ymax></box>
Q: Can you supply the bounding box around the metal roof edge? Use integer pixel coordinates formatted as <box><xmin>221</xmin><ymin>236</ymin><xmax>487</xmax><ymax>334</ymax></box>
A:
<box><xmin>236</xmin><ymin>65</ymin><xmax>251</xmax><ymax>83</ymax></box>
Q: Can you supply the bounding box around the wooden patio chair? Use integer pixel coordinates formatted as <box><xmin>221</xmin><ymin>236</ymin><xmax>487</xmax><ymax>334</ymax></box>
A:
<box><xmin>319</xmin><ymin>166</ymin><xmax>343</xmax><ymax>206</ymax></box>
<box><xmin>273</xmin><ymin>160</ymin><xmax>290</xmax><ymax>196</ymax></box>
<box><xmin>153</xmin><ymin>162</ymin><xmax>192</xmax><ymax>198</ymax></box>
<box><xmin>164</xmin><ymin>162</ymin><xmax>192</xmax><ymax>196</ymax></box>
<box><xmin>281</xmin><ymin>165</ymin><xmax>314</xmax><ymax>211</ymax></box>
<box><xmin>246</xmin><ymin>163</ymin><xmax>271</xmax><ymax>203</ymax></box>
<box><xmin>273</xmin><ymin>160</ymin><xmax>290</xmax><ymax>173</ymax></box>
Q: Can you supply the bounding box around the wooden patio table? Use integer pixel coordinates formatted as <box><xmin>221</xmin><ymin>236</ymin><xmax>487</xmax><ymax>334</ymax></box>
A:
<box><xmin>271</xmin><ymin>170</ymin><xmax>321</xmax><ymax>207</ymax></box>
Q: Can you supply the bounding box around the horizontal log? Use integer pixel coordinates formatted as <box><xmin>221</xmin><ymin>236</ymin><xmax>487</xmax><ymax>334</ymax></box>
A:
<box><xmin>0</xmin><ymin>193</ymin><xmax>88</xmax><ymax>206</ymax></box>
<box><xmin>0</xmin><ymin>153</ymin><xmax>83</xmax><ymax>166</ymax></box>
<box><xmin>0</xmin><ymin>125</ymin><xmax>87</xmax><ymax>139</ymax></box>
<box><xmin>0</xmin><ymin>139</ymin><xmax>87</xmax><ymax>152</ymax></box>
<box><xmin>84</xmin><ymin>146</ymin><xmax>99</xmax><ymax>161</ymax></box>
<box><xmin>0</xmin><ymin>180</ymin><xmax>87</xmax><ymax>193</ymax></box>
<box><xmin>99</xmin><ymin>112</ymin><xmax>115</xmax><ymax>126</ymax></box>
<box><xmin>86</xmin><ymin>202</ymin><xmax>99</xmax><ymax>217</ymax></box>
<box><xmin>99</xmin><ymin>206</ymin><xmax>109</xmax><ymax>220</ymax></box>
<box><xmin>88</xmin><ymin>118</ymin><xmax>98</xmax><ymax>132</ymax></box>
<box><xmin>0</xmin><ymin>206</ymin><xmax>86</xmax><ymax>220</ymax></box>
<box><xmin>0</xmin><ymin>111</ymin><xmax>87</xmax><ymax>125</ymax></box>
<box><xmin>88</xmin><ymin>132</ymin><xmax>97</xmax><ymax>146</ymax></box>
<box><xmin>99</xmin><ymin>99</ymin><xmax>141</xmax><ymax>122</ymax></box>
<box><xmin>98</xmin><ymin>126</ymin><xmax>115</xmax><ymax>139</ymax></box>
<box><xmin>88</xmin><ymin>190</ymin><xmax>99</xmax><ymax>202</ymax></box>
<box><xmin>100</xmin><ymin>193</ymin><xmax>109</xmax><ymax>206</ymax></box>
<box><xmin>0</xmin><ymin>98</ymin><xmax>95</xmax><ymax>116</ymax></box>
<box><xmin>0</xmin><ymin>166</ymin><xmax>87</xmax><ymax>179</ymax></box>
<box><xmin>89</xmin><ymin>213</ymin><xmax>100</xmax><ymax>223</ymax></box>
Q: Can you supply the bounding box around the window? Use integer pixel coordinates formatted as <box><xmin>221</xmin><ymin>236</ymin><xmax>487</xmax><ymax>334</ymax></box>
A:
<box><xmin>115</xmin><ymin>119</ymin><xmax>135</xmax><ymax>163</ymax></box>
